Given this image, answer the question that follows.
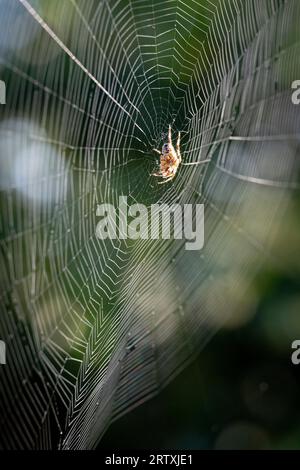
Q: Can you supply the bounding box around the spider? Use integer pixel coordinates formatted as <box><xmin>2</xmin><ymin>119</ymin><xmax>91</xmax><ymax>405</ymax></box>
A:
<box><xmin>152</xmin><ymin>124</ymin><xmax>181</xmax><ymax>184</ymax></box>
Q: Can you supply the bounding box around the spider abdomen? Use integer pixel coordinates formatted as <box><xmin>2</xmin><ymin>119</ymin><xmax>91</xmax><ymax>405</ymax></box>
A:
<box><xmin>152</xmin><ymin>125</ymin><xmax>181</xmax><ymax>183</ymax></box>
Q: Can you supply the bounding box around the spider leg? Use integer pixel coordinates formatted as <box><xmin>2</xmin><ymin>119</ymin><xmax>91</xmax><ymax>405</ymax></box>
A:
<box><xmin>153</xmin><ymin>148</ymin><xmax>161</xmax><ymax>154</ymax></box>
<box><xmin>181</xmin><ymin>158</ymin><xmax>210</xmax><ymax>166</ymax></box>
<box><xmin>168</xmin><ymin>124</ymin><xmax>172</xmax><ymax>145</ymax></box>
<box><xmin>176</xmin><ymin>131</ymin><xmax>181</xmax><ymax>162</ymax></box>
<box><xmin>157</xmin><ymin>176</ymin><xmax>174</xmax><ymax>184</ymax></box>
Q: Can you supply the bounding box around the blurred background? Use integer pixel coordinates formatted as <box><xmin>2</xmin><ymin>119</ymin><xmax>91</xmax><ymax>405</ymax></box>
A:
<box><xmin>103</xmin><ymin>266</ymin><xmax>300</xmax><ymax>449</ymax></box>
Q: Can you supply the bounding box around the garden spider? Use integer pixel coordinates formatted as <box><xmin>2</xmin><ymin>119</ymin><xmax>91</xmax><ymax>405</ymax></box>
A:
<box><xmin>152</xmin><ymin>124</ymin><xmax>181</xmax><ymax>184</ymax></box>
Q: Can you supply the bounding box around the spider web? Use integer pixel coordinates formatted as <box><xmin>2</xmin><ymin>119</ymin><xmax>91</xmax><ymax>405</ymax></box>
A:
<box><xmin>0</xmin><ymin>0</ymin><xmax>299</xmax><ymax>449</ymax></box>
